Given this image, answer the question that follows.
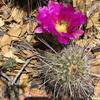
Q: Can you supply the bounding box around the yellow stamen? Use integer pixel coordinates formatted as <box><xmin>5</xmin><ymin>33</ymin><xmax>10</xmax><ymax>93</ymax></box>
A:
<box><xmin>55</xmin><ymin>21</ymin><xmax>67</xmax><ymax>33</ymax></box>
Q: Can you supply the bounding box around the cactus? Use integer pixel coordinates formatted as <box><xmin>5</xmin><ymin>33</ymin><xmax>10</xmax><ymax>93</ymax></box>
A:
<box><xmin>37</xmin><ymin>45</ymin><xmax>94</xmax><ymax>100</ymax></box>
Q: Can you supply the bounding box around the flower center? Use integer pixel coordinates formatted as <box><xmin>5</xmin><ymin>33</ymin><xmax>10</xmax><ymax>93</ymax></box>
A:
<box><xmin>55</xmin><ymin>21</ymin><xmax>67</xmax><ymax>33</ymax></box>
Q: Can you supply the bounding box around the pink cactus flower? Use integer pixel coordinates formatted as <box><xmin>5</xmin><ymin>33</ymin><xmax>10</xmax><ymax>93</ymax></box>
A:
<box><xmin>35</xmin><ymin>1</ymin><xmax>86</xmax><ymax>44</ymax></box>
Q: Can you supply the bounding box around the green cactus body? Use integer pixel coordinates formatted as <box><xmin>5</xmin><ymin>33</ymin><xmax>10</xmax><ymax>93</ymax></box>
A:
<box><xmin>38</xmin><ymin>45</ymin><xmax>94</xmax><ymax>100</ymax></box>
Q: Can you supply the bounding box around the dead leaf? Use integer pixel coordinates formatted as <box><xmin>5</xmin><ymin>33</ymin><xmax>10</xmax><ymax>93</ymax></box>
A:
<box><xmin>87</xmin><ymin>12</ymin><xmax>100</xmax><ymax>28</ymax></box>
<box><xmin>10</xmin><ymin>7</ymin><xmax>27</xmax><ymax>23</ymax></box>
<box><xmin>90</xmin><ymin>53</ymin><xmax>100</xmax><ymax>74</ymax></box>
<box><xmin>26</xmin><ymin>88</ymin><xmax>47</xmax><ymax>97</ymax></box>
<box><xmin>0</xmin><ymin>0</ymin><xmax>4</xmax><ymax>5</ymax></box>
<box><xmin>19</xmin><ymin>74</ymin><xmax>29</xmax><ymax>87</ymax></box>
<box><xmin>20</xmin><ymin>24</ymin><xmax>27</xmax><ymax>36</ymax></box>
<box><xmin>1</xmin><ymin>46</ymin><xmax>25</xmax><ymax>63</ymax></box>
<box><xmin>1</xmin><ymin>46</ymin><xmax>11</xmax><ymax>57</ymax></box>
<box><xmin>7</xmin><ymin>23</ymin><xmax>27</xmax><ymax>40</ymax></box>
<box><xmin>76</xmin><ymin>38</ymin><xmax>97</xmax><ymax>47</ymax></box>
<box><xmin>7</xmin><ymin>24</ymin><xmax>21</xmax><ymax>40</ymax></box>
<box><xmin>26</xmin><ymin>35</ymin><xmax>33</xmax><ymax>42</ymax></box>
<box><xmin>26</xmin><ymin>22</ymin><xmax>37</xmax><ymax>34</ymax></box>
<box><xmin>96</xmin><ymin>33</ymin><xmax>100</xmax><ymax>39</ymax></box>
<box><xmin>22</xmin><ymin>50</ymin><xmax>33</xmax><ymax>58</ymax></box>
<box><xmin>0</xmin><ymin>5</ymin><xmax>11</xmax><ymax>19</ymax></box>
<box><xmin>0</xmin><ymin>80</ymin><xmax>9</xmax><ymax>100</ymax></box>
<box><xmin>94</xmin><ymin>80</ymin><xmax>100</xmax><ymax>97</ymax></box>
<box><xmin>0</xmin><ymin>34</ymin><xmax>11</xmax><ymax>47</ymax></box>
<box><xmin>0</xmin><ymin>18</ymin><xmax>4</xmax><ymax>27</ymax></box>
<box><xmin>19</xmin><ymin>88</ymin><xmax>48</xmax><ymax>100</ymax></box>
<box><xmin>94</xmin><ymin>52</ymin><xmax>100</xmax><ymax>58</ymax></box>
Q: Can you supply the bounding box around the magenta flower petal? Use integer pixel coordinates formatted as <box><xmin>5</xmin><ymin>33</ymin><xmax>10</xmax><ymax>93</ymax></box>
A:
<box><xmin>57</xmin><ymin>37</ymin><xmax>69</xmax><ymax>45</ymax></box>
<box><xmin>67</xmin><ymin>29</ymin><xmax>84</xmax><ymax>40</ymax></box>
<box><xmin>60</xmin><ymin>29</ymin><xmax>84</xmax><ymax>39</ymax></box>
<box><xmin>68</xmin><ymin>12</ymin><xmax>86</xmax><ymax>29</ymax></box>
<box><xmin>35</xmin><ymin>1</ymin><xmax>86</xmax><ymax>45</ymax></box>
<box><xmin>34</xmin><ymin>27</ymin><xmax>44</xmax><ymax>33</ymax></box>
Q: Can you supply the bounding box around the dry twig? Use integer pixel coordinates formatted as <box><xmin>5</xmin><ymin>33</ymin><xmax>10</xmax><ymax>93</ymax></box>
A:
<box><xmin>12</xmin><ymin>56</ymin><xmax>35</xmax><ymax>85</ymax></box>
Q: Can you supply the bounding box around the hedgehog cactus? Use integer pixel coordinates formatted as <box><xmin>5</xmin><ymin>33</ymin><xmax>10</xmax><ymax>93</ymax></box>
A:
<box><xmin>38</xmin><ymin>45</ymin><xmax>94</xmax><ymax>100</ymax></box>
